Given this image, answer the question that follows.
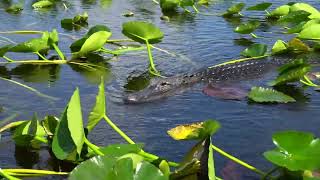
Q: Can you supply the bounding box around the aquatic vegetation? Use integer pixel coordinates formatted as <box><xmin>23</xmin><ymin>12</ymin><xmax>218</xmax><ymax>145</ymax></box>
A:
<box><xmin>248</xmin><ymin>87</ymin><xmax>296</xmax><ymax>103</ymax></box>
<box><xmin>61</xmin><ymin>12</ymin><xmax>89</xmax><ymax>30</ymax></box>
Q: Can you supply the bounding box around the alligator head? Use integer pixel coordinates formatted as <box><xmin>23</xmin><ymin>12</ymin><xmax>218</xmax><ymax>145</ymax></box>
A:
<box><xmin>124</xmin><ymin>73</ymin><xmax>203</xmax><ymax>103</ymax></box>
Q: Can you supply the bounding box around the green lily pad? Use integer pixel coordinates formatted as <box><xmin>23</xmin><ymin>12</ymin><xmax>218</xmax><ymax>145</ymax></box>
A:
<box><xmin>0</xmin><ymin>45</ymin><xmax>12</xmax><ymax>57</ymax></box>
<box><xmin>32</xmin><ymin>0</ymin><xmax>53</xmax><ymax>8</ymax></box>
<box><xmin>87</xmin><ymin>79</ymin><xmax>106</xmax><ymax>132</ymax></box>
<box><xmin>248</xmin><ymin>87</ymin><xmax>296</xmax><ymax>103</ymax></box>
<box><xmin>268</xmin><ymin>5</ymin><xmax>290</xmax><ymax>18</ymax></box>
<box><xmin>222</xmin><ymin>3</ymin><xmax>245</xmax><ymax>17</ymax></box>
<box><xmin>5</xmin><ymin>4</ymin><xmax>23</xmax><ymax>13</ymax></box>
<box><xmin>10</xmin><ymin>38</ymin><xmax>49</xmax><ymax>53</ymax></box>
<box><xmin>278</xmin><ymin>10</ymin><xmax>311</xmax><ymax>23</ymax></box>
<box><xmin>122</xmin><ymin>21</ymin><xmax>164</xmax><ymax>44</ymax></box>
<box><xmin>240</xmin><ymin>44</ymin><xmax>267</xmax><ymax>57</ymax></box>
<box><xmin>272</xmin><ymin>40</ymin><xmax>288</xmax><ymax>54</ymax></box>
<box><xmin>52</xmin><ymin>88</ymin><xmax>85</xmax><ymax>161</ymax></box>
<box><xmin>264</xmin><ymin>131</ymin><xmax>320</xmax><ymax>171</ymax></box>
<box><xmin>180</xmin><ymin>0</ymin><xmax>195</xmax><ymax>8</ymax></box>
<box><xmin>247</xmin><ymin>2</ymin><xmax>272</xmax><ymax>11</ymax></box>
<box><xmin>13</xmin><ymin>114</ymin><xmax>46</xmax><ymax>147</ymax></box>
<box><xmin>167</xmin><ymin>120</ymin><xmax>220</xmax><ymax>140</ymax></box>
<box><xmin>290</xmin><ymin>3</ymin><xmax>320</xmax><ymax>19</ymax></box>
<box><xmin>288</xmin><ymin>38</ymin><xmax>310</xmax><ymax>52</ymax></box>
<box><xmin>270</xmin><ymin>59</ymin><xmax>311</xmax><ymax>86</ymax></box>
<box><xmin>86</xmin><ymin>25</ymin><xmax>111</xmax><ymax>37</ymax></box>
<box><xmin>160</xmin><ymin>0</ymin><xmax>180</xmax><ymax>11</ymax></box>
<box><xmin>298</xmin><ymin>24</ymin><xmax>320</xmax><ymax>40</ymax></box>
<box><xmin>234</xmin><ymin>20</ymin><xmax>260</xmax><ymax>34</ymax></box>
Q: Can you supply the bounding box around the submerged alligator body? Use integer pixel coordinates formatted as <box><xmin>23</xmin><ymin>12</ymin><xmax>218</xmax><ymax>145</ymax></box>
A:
<box><xmin>124</xmin><ymin>56</ymin><xmax>316</xmax><ymax>103</ymax></box>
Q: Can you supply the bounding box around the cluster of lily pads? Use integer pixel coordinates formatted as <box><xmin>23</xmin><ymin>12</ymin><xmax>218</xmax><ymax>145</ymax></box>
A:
<box><xmin>1</xmin><ymin>80</ymin><xmax>320</xmax><ymax>179</ymax></box>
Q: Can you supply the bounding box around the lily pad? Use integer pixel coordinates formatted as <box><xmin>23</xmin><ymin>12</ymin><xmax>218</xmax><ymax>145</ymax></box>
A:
<box><xmin>10</xmin><ymin>38</ymin><xmax>49</xmax><ymax>53</ymax></box>
<box><xmin>247</xmin><ymin>3</ymin><xmax>272</xmax><ymax>11</ymax></box>
<box><xmin>288</xmin><ymin>38</ymin><xmax>310</xmax><ymax>52</ymax></box>
<box><xmin>234</xmin><ymin>20</ymin><xmax>260</xmax><ymax>34</ymax></box>
<box><xmin>248</xmin><ymin>87</ymin><xmax>296</xmax><ymax>103</ymax></box>
<box><xmin>32</xmin><ymin>0</ymin><xmax>53</xmax><ymax>8</ymax></box>
<box><xmin>268</xmin><ymin>5</ymin><xmax>290</xmax><ymax>18</ymax></box>
<box><xmin>0</xmin><ymin>45</ymin><xmax>12</xmax><ymax>57</ymax></box>
<box><xmin>264</xmin><ymin>131</ymin><xmax>320</xmax><ymax>171</ymax></box>
<box><xmin>222</xmin><ymin>3</ymin><xmax>245</xmax><ymax>17</ymax></box>
<box><xmin>240</xmin><ymin>44</ymin><xmax>267</xmax><ymax>57</ymax></box>
<box><xmin>290</xmin><ymin>3</ymin><xmax>320</xmax><ymax>19</ymax></box>
<box><xmin>160</xmin><ymin>0</ymin><xmax>179</xmax><ymax>12</ymax></box>
<box><xmin>122</xmin><ymin>21</ymin><xmax>164</xmax><ymax>44</ymax></box>
<box><xmin>167</xmin><ymin>120</ymin><xmax>220</xmax><ymax>140</ymax></box>
<box><xmin>278</xmin><ymin>10</ymin><xmax>311</xmax><ymax>24</ymax></box>
<box><xmin>272</xmin><ymin>40</ymin><xmax>288</xmax><ymax>54</ymax></box>
<box><xmin>298</xmin><ymin>24</ymin><xmax>320</xmax><ymax>40</ymax></box>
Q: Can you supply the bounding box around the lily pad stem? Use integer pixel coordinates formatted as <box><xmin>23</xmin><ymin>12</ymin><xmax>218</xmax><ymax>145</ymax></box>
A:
<box><xmin>2</xmin><ymin>169</ymin><xmax>68</xmax><ymax>176</ymax></box>
<box><xmin>145</xmin><ymin>40</ymin><xmax>160</xmax><ymax>76</ymax></box>
<box><xmin>34</xmin><ymin>136</ymin><xmax>48</xmax><ymax>144</ymax></box>
<box><xmin>3</xmin><ymin>56</ymin><xmax>14</xmax><ymax>62</ymax></box>
<box><xmin>0</xmin><ymin>169</ymin><xmax>20</xmax><ymax>180</ymax></box>
<box><xmin>103</xmin><ymin>115</ymin><xmax>179</xmax><ymax>167</ymax></box>
<box><xmin>211</xmin><ymin>144</ymin><xmax>267</xmax><ymax>177</ymax></box>
<box><xmin>300</xmin><ymin>75</ymin><xmax>318</xmax><ymax>87</ymax></box>
<box><xmin>250</xmin><ymin>33</ymin><xmax>258</xmax><ymax>38</ymax></box>
<box><xmin>192</xmin><ymin>5</ymin><xmax>199</xmax><ymax>13</ymax></box>
<box><xmin>51</xmin><ymin>43</ymin><xmax>65</xmax><ymax>60</ymax></box>
<box><xmin>34</xmin><ymin>52</ymin><xmax>49</xmax><ymax>61</ymax></box>
<box><xmin>84</xmin><ymin>137</ymin><xmax>104</xmax><ymax>156</ymax></box>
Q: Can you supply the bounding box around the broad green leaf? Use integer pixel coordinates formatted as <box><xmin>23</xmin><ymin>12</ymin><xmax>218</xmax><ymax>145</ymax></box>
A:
<box><xmin>278</xmin><ymin>10</ymin><xmax>311</xmax><ymax>23</ymax></box>
<box><xmin>286</xmin><ymin>21</ymin><xmax>306</xmax><ymax>34</ymax></box>
<box><xmin>171</xmin><ymin>137</ymin><xmax>211</xmax><ymax>179</ymax></box>
<box><xmin>298</xmin><ymin>24</ymin><xmax>320</xmax><ymax>40</ymax></box>
<box><xmin>288</xmin><ymin>38</ymin><xmax>310</xmax><ymax>52</ymax></box>
<box><xmin>268</xmin><ymin>5</ymin><xmax>290</xmax><ymax>18</ymax></box>
<box><xmin>86</xmin><ymin>144</ymin><xmax>143</xmax><ymax>158</ymax></box>
<box><xmin>87</xmin><ymin>79</ymin><xmax>106</xmax><ymax>132</ymax></box>
<box><xmin>240</xmin><ymin>44</ymin><xmax>267</xmax><ymax>57</ymax></box>
<box><xmin>5</xmin><ymin>4</ymin><xmax>23</xmax><ymax>13</ymax></box>
<box><xmin>13</xmin><ymin>115</ymin><xmax>46</xmax><ymax>147</ymax></box>
<box><xmin>32</xmin><ymin>0</ymin><xmax>53</xmax><ymax>8</ymax></box>
<box><xmin>122</xmin><ymin>21</ymin><xmax>164</xmax><ymax>44</ymax></box>
<box><xmin>73</xmin><ymin>12</ymin><xmax>89</xmax><ymax>24</ymax></box>
<box><xmin>264</xmin><ymin>131</ymin><xmax>320</xmax><ymax>171</ymax></box>
<box><xmin>52</xmin><ymin>88</ymin><xmax>85</xmax><ymax>160</ymax></box>
<box><xmin>222</xmin><ymin>3</ymin><xmax>245</xmax><ymax>17</ymax></box>
<box><xmin>159</xmin><ymin>160</ymin><xmax>170</xmax><ymax>177</ymax></box>
<box><xmin>160</xmin><ymin>0</ymin><xmax>179</xmax><ymax>11</ymax></box>
<box><xmin>70</xmin><ymin>38</ymin><xmax>87</xmax><ymax>53</ymax></box>
<box><xmin>269</xmin><ymin>60</ymin><xmax>311</xmax><ymax>86</ymax></box>
<box><xmin>86</xmin><ymin>25</ymin><xmax>111</xmax><ymax>37</ymax></box>
<box><xmin>167</xmin><ymin>120</ymin><xmax>220</xmax><ymax>140</ymax></box>
<box><xmin>0</xmin><ymin>45</ymin><xmax>12</xmax><ymax>57</ymax></box>
<box><xmin>41</xmin><ymin>115</ymin><xmax>59</xmax><ymax>136</ymax></box>
<box><xmin>134</xmin><ymin>161</ymin><xmax>168</xmax><ymax>180</ymax></box>
<box><xmin>180</xmin><ymin>0</ymin><xmax>195</xmax><ymax>8</ymax></box>
<box><xmin>290</xmin><ymin>3</ymin><xmax>320</xmax><ymax>19</ymax></box>
<box><xmin>234</xmin><ymin>20</ymin><xmax>260</xmax><ymax>34</ymax></box>
<box><xmin>48</xmin><ymin>29</ymin><xmax>59</xmax><ymax>45</ymax></box>
<box><xmin>77</xmin><ymin>31</ymin><xmax>112</xmax><ymax>56</ymax></box>
<box><xmin>272</xmin><ymin>40</ymin><xmax>288</xmax><ymax>54</ymax></box>
<box><xmin>247</xmin><ymin>3</ymin><xmax>272</xmax><ymax>11</ymax></box>
<box><xmin>10</xmin><ymin>38</ymin><xmax>49</xmax><ymax>53</ymax></box>
<box><xmin>248</xmin><ymin>87</ymin><xmax>296</xmax><ymax>103</ymax></box>
<box><xmin>107</xmin><ymin>158</ymin><xmax>134</xmax><ymax>180</ymax></box>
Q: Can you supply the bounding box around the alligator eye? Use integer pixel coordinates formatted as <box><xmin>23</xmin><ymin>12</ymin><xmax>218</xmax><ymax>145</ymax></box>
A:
<box><xmin>160</xmin><ymin>82</ymin><xmax>170</xmax><ymax>86</ymax></box>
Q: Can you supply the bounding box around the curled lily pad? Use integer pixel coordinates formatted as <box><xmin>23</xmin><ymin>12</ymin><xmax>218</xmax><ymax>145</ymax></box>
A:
<box><xmin>246</xmin><ymin>2</ymin><xmax>272</xmax><ymax>11</ymax></box>
<box><xmin>160</xmin><ymin>0</ymin><xmax>180</xmax><ymax>12</ymax></box>
<box><xmin>290</xmin><ymin>3</ymin><xmax>320</xmax><ymax>19</ymax></box>
<box><xmin>222</xmin><ymin>3</ymin><xmax>245</xmax><ymax>17</ymax></box>
<box><xmin>234</xmin><ymin>20</ymin><xmax>260</xmax><ymax>34</ymax></box>
<box><xmin>167</xmin><ymin>120</ymin><xmax>220</xmax><ymax>140</ymax></box>
<box><xmin>122</xmin><ymin>21</ymin><xmax>164</xmax><ymax>44</ymax></box>
<box><xmin>264</xmin><ymin>131</ymin><xmax>320</xmax><ymax>171</ymax></box>
<box><xmin>248</xmin><ymin>87</ymin><xmax>296</xmax><ymax>103</ymax></box>
<box><xmin>268</xmin><ymin>5</ymin><xmax>290</xmax><ymax>18</ymax></box>
<box><xmin>240</xmin><ymin>43</ymin><xmax>267</xmax><ymax>57</ymax></box>
<box><xmin>32</xmin><ymin>0</ymin><xmax>53</xmax><ymax>8</ymax></box>
<box><xmin>272</xmin><ymin>40</ymin><xmax>288</xmax><ymax>55</ymax></box>
<box><xmin>298</xmin><ymin>24</ymin><xmax>320</xmax><ymax>40</ymax></box>
<box><xmin>288</xmin><ymin>38</ymin><xmax>310</xmax><ymax>52</ymax></box>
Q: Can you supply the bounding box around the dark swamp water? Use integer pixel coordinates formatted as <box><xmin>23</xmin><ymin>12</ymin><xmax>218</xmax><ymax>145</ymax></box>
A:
<box><xmin>0</xmin><ymin>0</ymin><xmax>320</xmax><ymax>179</ymax></box>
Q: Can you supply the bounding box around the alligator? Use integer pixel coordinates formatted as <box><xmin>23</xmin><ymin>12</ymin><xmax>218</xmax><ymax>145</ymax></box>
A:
<box><xmin>124</xmin><ymin>55</ymin><xmax>318</xmax><ymax>103</ymax></box>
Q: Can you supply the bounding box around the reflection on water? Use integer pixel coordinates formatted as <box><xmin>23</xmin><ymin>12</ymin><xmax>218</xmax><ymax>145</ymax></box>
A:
<box><xmin>0</xmin><ymin>0</ymin><xmax>320</xmax><ymax>178</ymax></box>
